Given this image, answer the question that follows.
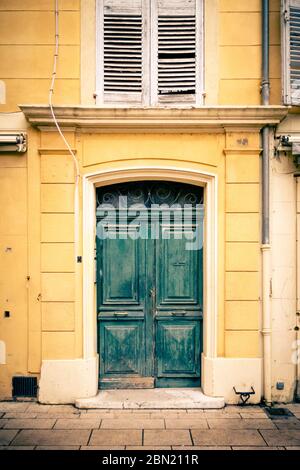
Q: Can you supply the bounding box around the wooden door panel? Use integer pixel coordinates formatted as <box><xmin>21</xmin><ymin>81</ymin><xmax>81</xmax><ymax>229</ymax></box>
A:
<box><xmin>99</xmin><ymin>320</ymin><xmax>145</xmax><ymax>378</ymax></box>
<box><xmin>97</xmin><ymin>224</ymin><xmax>146</xmax><ymax>313</ymax></box>
<box><xmin>156</xmin><ymin>224</ymin><xmax>203</xmax><ymax>313</ymax></box>
<box><xmin>103</xmin><ymin>238</ymin><xmax>139</xmax><ymax>304</ymax></box>
<box><xmin>96</xmin><ymin>182</ymin><xmax>204</xmax><ymax>389</ymax></box>
<box><xmin>156</xmin><ymin>320</ymin><xmax>201</xmax><ymax>378</ymax></box>
<box><xmin>97</xmin><ymin>220</ymin><xmax>148</xmax><ymax>388</ymax></box>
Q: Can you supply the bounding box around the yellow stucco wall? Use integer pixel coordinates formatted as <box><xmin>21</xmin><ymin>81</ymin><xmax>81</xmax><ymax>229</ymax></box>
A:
<box><xmin>0</xmin><ymin>155</ymin><xmax>28</xmax><ymax>397</ymax></box>
<box><xmin>0</xmin><ymin>128</ymin><xmax>262</xmax><ymax>397</ymax></box>
<box><xmin>0</xmin><ymin>0</ymin><xmax>275</xmax><ymax>398</ymax></box>
<box><xmin>218</xmin><ymin>0</ymin><xmax>280</xmax><ymax>105</ymax></box>
<box><xmin>0</xmin><ymin>0</ymin><xmax>281</xmax><ymax>111</ymax></box>
<box><xmin>34</xmin><ymin>130</ymin><xmax>261</xmax><ymax>369</ymax></box>
<box><xmin>0</xmin><ymin>0</ymin><xmax>80</xmax><ymax>112</ymax></box>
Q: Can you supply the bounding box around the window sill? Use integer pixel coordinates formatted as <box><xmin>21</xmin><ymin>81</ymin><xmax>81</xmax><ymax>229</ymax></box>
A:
<box><xmin>19</xmin><ymin>105</ymin><xmax>289</xmax><ymax>134</ymax></box>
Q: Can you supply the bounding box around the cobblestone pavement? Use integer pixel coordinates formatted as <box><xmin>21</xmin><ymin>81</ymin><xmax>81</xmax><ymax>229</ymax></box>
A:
<box><xmin>0</xmin><ymin>402</ymin><xmax>300</xmax><ymax>450</ymax></box>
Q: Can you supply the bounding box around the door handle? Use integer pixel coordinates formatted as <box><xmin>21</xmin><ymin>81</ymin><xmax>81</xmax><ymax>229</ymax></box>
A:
<box><xmin>149</xmin><ymin>288</ymin><xmax>156</xmax><ymax>298</ymax></box>
<box><xmin>171</xmin><ymin>311</ymin><xmax>187</xmax><ymax>316</ymax></box>
<box><xmin>114</xmin><ymin>312</ymin><xmax>128</xmax><ymax>317</ymax></box>
<box><xmin>149</xmin><ymin>287</ymin><xmax>156</xmax><ymax>316</ymax></box>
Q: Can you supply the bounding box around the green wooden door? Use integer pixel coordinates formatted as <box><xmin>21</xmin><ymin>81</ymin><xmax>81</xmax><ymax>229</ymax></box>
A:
<box><xmin>96</xmin><ymin>182</ymin><xmax>203</xmax><ymax>389</ymax></box>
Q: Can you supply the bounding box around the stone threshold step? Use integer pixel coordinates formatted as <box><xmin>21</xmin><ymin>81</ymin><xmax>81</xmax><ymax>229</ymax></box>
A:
<box><xmin>75</xmin><ymin>388</ymin><xmax>225</xmax><ymax>410</ymax></box>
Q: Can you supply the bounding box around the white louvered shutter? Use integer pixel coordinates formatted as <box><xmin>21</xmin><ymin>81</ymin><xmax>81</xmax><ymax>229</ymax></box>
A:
<box><xmin>96</xmin><ymin>0</ymin><xmax>203</xmax><ymax>106</ymax></box>
<box><xmin>282</xmin><ymin>0</ymin><xmax>300</xmax><ymax>105</ymax></box>
<box><xmin>96</xmin><ymin>0</ymin><xmax>148</xmax><ymax>105</ymax></box>
<box><xmin>151</xmin><ymin>0</ymin><xmax>203</xmax><ymax>105</ymax></box>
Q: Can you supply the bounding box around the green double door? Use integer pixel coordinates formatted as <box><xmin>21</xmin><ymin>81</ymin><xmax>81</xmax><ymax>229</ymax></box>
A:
<box><xmin>96</xmin><ymin>182</ymin><xmax>203</xmax><ymax>389</ymax></box>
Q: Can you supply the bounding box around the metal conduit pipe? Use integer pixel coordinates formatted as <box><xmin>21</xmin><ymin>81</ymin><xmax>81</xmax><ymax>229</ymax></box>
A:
<box><xmin>295</xmin><ymin>176</ymin><xmax>300</xmax><ymax>401</ymax></box>
<box><xmin>261</xmin><ymin>0</ymin><xmax>272</xmax><ymax>405</ymax></box>
<box><xmin>262</xmin><ymin>0</ymin><xmax>270</xmax><ymax>106</ymax></box>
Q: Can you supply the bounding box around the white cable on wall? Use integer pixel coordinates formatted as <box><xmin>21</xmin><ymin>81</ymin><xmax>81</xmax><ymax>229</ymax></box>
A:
<box><xmin>49</xmin><ymin>0</ymin><xmax>80</xmax><ymax>181</ymax></box>
<box><xmin>49</xmin><ymin>0</ymin><xmax>81</xmax><ymax>265</ymax></box>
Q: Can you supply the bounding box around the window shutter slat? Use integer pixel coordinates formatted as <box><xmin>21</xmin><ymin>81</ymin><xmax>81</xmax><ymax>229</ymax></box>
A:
<box><xmin>100</xmin><ymin>0</ymin><xmax>145</xmax><ymax>103</ymax></box>
<box><xmin>290</xmin><ymin>2</ymin><xmax>300</xmax><ymax>102</ymax></box>
<box><xmin>157</xmin><ymin>8</ymin><xmax>197</xmax><ymax>98</ymax></box>
<box><xmin>157</xmin><ymin>0</ymin><xmax>196</xmax><ymax>15</ymax></box>
<box><xmin>97</xmin><ymin>0</ymin><xmax>203</xmax><ymax>106</ymax></box>
<box><xmin>104</xmin><ymin>0</ymin><xmax>142</xmax><ymax>14</ymax></box>
<box><xmin>283</xmin><ymin>0</ymin><xmax>300</xmax><ymax>104</ymax></box>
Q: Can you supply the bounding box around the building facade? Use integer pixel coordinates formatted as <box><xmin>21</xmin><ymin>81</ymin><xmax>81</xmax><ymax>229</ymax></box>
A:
<box><xmin>0</xmin><ymin>0</ymin><xmax>299</xmax><ymax>405</ymax></box>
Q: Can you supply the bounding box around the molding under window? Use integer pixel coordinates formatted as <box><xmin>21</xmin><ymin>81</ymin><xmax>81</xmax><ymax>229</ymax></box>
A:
<box><xmin>19</xmin><ymin>105</ymin><xmax>288</xmax><ymax>133</ymax></box>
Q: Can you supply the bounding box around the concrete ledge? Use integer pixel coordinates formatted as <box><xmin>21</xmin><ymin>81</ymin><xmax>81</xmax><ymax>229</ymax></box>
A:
<box><xmin>75</xmin><ymin>388</ymin><xmax>225</xmax><ymax>409</ymax></box>
<box><xmin>38</xmin><ymin>357</ymin><xmax>98</xmax><ymax>404</ymax></box>
<box><xmin>202</xmin><ymin>356</ymin><xmax>263</xmax><ymax>404</ymax></box>
<box><xmin>20</xmin><ymin>105</ymin><xmax>288</xmax><ymax>133</ymax></box>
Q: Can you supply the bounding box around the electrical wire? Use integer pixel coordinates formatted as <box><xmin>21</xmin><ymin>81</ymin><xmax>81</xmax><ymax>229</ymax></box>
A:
<box><xmin>49</xmin><ymin>0</ymin><xmax>81</xmax><ymax>266</ymax></box>
<box><xmin>49</xmin><ymin>0</ymin><xmax>80</xmax><ymax>182</ymax></box>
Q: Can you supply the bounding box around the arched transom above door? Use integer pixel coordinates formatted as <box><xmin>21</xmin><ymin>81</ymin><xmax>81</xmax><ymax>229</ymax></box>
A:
<box><xmin>96</xmin><ymin>181</ymin><xmax>204</xmax><ymax>209</ymax></box>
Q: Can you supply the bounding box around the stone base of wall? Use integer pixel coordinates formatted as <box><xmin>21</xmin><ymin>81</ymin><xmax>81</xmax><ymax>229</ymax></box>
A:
<box><xmin>202</xmin><ymin>355</ymin><xmax>263</xmax><ymax>404</ymax></box>
<box><xmin>38</xmin><ymin>354</ymin><xmax>264</xmax><ymax>405</ymax></box>
<box><xmin>38</xmin><ymin>356</ymin><xmax>98</xmax><ymax>404</ymax></box>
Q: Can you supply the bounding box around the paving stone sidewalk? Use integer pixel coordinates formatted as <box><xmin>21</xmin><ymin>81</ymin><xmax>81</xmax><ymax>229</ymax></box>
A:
<box><xmin>0</xmin><ymin>402</ymin><xmax>300</xmax><ymax>450</ymax></box>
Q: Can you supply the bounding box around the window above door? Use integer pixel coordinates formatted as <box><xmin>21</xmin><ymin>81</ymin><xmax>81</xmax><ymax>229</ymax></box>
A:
<box><xmin>95</xmin><ymin>0</ymin><xmax>204</xmax><ymax>107</ymax></box>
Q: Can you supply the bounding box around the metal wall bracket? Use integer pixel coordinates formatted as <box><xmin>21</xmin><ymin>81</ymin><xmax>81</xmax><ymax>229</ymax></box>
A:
<box><xmin>233</xmin><ymin>386</ymin><xmax>255</xmax><ymax>405</ymax></box>
<box><xmin>0</xmin><ymin>133</ymin><xmax>27</xmax><ymax>153</ymax></box>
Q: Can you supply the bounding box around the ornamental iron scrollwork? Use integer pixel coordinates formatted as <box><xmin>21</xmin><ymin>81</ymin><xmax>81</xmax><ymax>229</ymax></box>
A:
<box><xmin>96</xmin><ymin>181</ymin><xmax>204</xmax><ymax>210</ymax></box>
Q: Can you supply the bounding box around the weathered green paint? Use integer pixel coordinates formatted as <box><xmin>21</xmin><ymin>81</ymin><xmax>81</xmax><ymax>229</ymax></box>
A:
<box><xmin>97</xmin><ymin>182</ymin><xmax>203</xmax><ymax>389</ymax></box>
<box><xmin>156</xmin><ymin>320</ymin><xmax>201</xmax><ymax>387</ymax></box>
<box><xmin>100</xmin><ymin>321</ymin><xmax>145</xmax><ymax>375</ymax></box>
